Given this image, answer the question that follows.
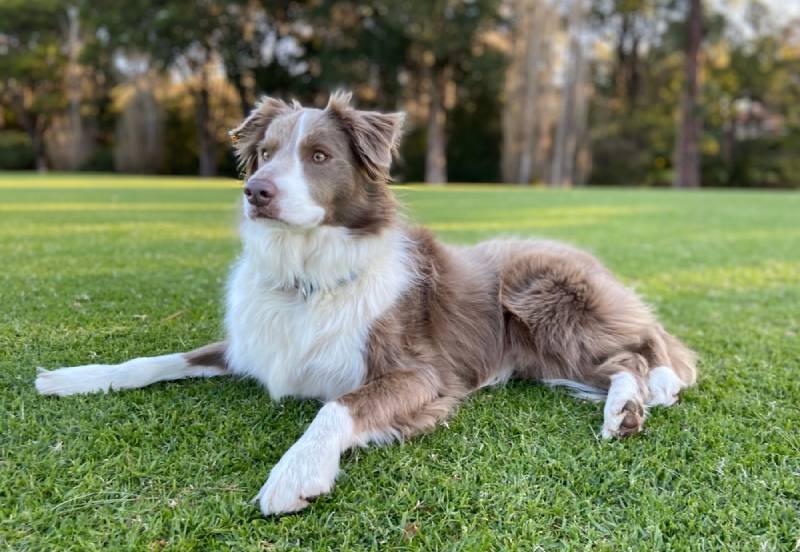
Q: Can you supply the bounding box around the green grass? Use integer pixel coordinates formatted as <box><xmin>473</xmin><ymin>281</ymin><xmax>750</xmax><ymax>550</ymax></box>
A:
<box><xmin>1</xmin><ymin>174</ymin><xmax>798</xmax><ymax>551</ymax></box>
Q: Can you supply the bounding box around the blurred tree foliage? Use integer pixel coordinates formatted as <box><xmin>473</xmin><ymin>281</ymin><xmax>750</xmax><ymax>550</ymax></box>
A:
<box><xmin>0</xmin><ymin>0</ymin><xmax>68</xmax><ymax>171</ymax></box>
<box><xmin>0</xmin><ymin>0</ymin><xmax>797</xmax><ymax>187</ymax></box>
<box><xmin>588</xmin><ymin>0</ymin><xmax>800</xmax><ymax>187</ymax></box>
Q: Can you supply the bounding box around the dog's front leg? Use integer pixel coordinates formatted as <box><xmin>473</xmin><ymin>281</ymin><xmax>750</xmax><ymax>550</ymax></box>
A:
<box><xmin>256</xmin><ymin>370</ymin><xmax>451</xmax><ymax>516</ymax></box>
<box><xmin>35</xmin><ymin>341</ymin><xmax>229</xmax><ymax>396</ymax></box>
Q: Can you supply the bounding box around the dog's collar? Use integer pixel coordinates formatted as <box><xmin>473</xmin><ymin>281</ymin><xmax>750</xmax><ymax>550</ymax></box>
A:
<box><xmin>277</xmin><ymin>271</ymin><xmax>359</xmax><ymax>300</ymax></box>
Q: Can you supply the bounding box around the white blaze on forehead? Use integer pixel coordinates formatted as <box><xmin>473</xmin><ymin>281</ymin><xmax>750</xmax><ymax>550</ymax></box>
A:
<box><xmin>274</xmin><ymin>110</ymin><xmax>326</xmax><ymax>227</ymax></box>
<box><xmin>292</xmin><ymin>111</ymin><xmax>308</xmax><ymax>163</ymax></box>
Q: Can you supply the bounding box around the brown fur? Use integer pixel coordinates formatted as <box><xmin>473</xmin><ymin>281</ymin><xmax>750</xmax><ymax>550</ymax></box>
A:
<box><xmin>325</xmin><ymin>91</ymin><xmax>404</xmax><ymax>184</ymax></box>
<box><xmin>184</xmin><ymin>341</ymin><xmax>228</xmax><ymax>370</ymax></box>
<box><xmin>340</xmin><ymin>228</ymin><xmax>505</xmax><ymax>438</ymax></box>
<box><xmin>339</xmin><ymin>232</ymin><xmax>696</xmax><ymax>440</ymax></box>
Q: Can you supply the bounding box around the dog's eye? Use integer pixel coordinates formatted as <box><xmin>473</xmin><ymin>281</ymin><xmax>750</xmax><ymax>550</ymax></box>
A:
<box><xmin>261</xmin><ymin>150</ymin><xmax>270</xmax><ymax>161</ymax></box>
<box><xmin>312</xmin><ymin>151</ymin><xmax>328</xmax><ymax>163</ymax></box>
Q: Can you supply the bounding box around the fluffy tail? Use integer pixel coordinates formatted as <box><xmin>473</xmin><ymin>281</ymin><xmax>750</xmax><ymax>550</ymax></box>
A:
<box><xmin>542</xmin><ymin>379</ymin><xmax>607</xmax><ymax>402</ymax></box>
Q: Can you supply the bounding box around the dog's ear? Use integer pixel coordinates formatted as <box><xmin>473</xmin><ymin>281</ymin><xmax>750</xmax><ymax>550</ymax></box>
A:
<box><xmin>325</xmin><ymin>91</ymin><xmax>405</xmax><ymax>183</ymax></box>
<box><xmin>229</xmin><ymin>96</ymin><xmax>292</xmax><ymax>178</ymax></box>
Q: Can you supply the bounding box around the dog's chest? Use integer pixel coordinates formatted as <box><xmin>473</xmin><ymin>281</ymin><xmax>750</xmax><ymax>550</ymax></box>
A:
<box><xmin>224</xmin><ymin>263</ymin><xmax>381</xmax><ymax>401</ymax></box>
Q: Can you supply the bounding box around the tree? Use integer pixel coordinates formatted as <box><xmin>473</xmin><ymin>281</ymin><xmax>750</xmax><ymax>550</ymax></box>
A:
<box><xmin>588</xmin><ymin>0</ymin><xmax>685</xmax><ymax>186</ymax></box>
<box><xmin>501</xmin><ymin>0</ymin><xmax>558</xmax><ymax>185</ymax></box>
<box><xmin>354</xmin><ymin>0</ymin><xmax>501</xmax><ymax>183</ymax></box>
<box><xmin>673</xmin><ymin>0</ymin><xmax>703</xmax><ymax>188</ymax></box>
<box><xmin>305</xmin><ymin>2</ymin><xmax>408</xmax><ymax>108</ymax></box>
<box><xmin>311</xmin><ymin>0</ymin><xmax>502</xmax><ymax>183</ymax></box>
<box><xmin>0</xmin><ymin>0</ymin><xmax>68</xmax><ymax>171</ymax></box>
<box><xmin>215</xmin><ymin>1</ymin><xmax>307</xmax><ymax>116</ymax></box>
<box><xmin>83</xmin><ymin>0</ymin><xmax>286</xmax><ymax>176</ymax></box>
<box><xmin>550</xmin><ymin>0</ymin><xmax>591</xmax><ymax>187</ymax></box>
<box><xmin>403</xmin><ymin>0</ymin><xmax>502</xmax><ymax>183</ymax></box>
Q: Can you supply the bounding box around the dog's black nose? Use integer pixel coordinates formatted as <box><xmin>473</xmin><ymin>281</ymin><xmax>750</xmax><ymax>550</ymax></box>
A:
<box><xmin>244</xmin><ymin>178</ymin><xmax>277</xmax><ymax>206</ymax></box>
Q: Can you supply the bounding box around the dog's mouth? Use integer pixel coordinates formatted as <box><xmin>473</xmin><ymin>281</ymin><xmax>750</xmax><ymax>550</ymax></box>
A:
<box><xmin>245</xmin><ymin>205</ymin><xmax>324</xmax><ymax>230</ymax></box>
<box><xmin>247</xmin><ymin>205</ymin><xmax>281</xmax><ymax>222</ymax></box>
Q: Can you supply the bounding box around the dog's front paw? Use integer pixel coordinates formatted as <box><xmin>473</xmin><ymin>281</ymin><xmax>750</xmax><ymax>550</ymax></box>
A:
<box><xmin>35</xmin><ymin>365</ymin><xmax>111</xmax><ymax>396</ymax></box>
<box><xmin>254</xmin><ymin>442</ymin><xmax>340</xmax><ymax>516</ymax></box>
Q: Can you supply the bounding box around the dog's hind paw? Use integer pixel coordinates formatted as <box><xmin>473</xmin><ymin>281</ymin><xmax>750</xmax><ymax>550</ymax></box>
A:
<box><xmin>602</xmin><ymin>399</ymin><xmax>645</xmax><ymax>438</ymax></box>
<box><xmin>646</xmin><ymin>366</ymin><xmax>684</xmax><ymax>407</ymax></box>
<box><xmin>602</xmin><ymin>372</ymin><xmax>646</xmax><ymax>439</ymax></box>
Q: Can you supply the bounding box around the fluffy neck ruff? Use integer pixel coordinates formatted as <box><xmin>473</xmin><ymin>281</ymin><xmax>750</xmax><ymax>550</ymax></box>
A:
<box><xmin>239</xmin><ymin>218</ymin><xmax>408</xmax><ymax>297</ymax></box>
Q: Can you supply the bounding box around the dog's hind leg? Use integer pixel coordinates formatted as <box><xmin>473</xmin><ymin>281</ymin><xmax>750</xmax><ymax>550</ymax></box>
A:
<box><xmin>35</xmin><ymin>341</ymin><xmax>229</xmax><ymax>397</ymax></box>
<box><xmin>641</xmin><ymin>326</ymin><xmax>697</xmax><ymax>407</ymax></box>
<box><xmin>588</xmin><ymin>351</ymin><xmax>650</xmax><ymax>439</ymax></box>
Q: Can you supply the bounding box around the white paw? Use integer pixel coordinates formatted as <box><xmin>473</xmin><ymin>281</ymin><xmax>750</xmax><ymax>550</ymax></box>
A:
<box><xmin>646</xmin><ymin>366</ymin><xmax>684</xmax><ymax>407</ymax></box>
<box><xmin>35</xmin><ymin>365</ymin><xmax>114</xmax><ymax>396</ymax></box>
<box><xmin>601</xmin><ymin>405</ymin><xmax>626</xmax><ymax>439</ymax></box>
<box><xmin>601</xmin><ymin>399</ymin><xmax>645</xmax><ymax>438</ymax></box>
<box><xmin>601</xmin><ymin>372</ymin><xmax>645</xmax><ymax>439</ymax></box>
<box><xmin>254</xmin><ymin>440</ymin><xmax>340</xmax><ymax>516</ymax></box>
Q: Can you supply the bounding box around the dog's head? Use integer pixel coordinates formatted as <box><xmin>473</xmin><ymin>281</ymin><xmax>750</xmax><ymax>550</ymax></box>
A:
<box><xmin>229</xmin><ymin>91</ymin><xmax>404</xmax><ymax>233</ymax></box>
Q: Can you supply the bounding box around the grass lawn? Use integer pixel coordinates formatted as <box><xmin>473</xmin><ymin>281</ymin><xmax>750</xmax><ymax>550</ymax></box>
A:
<box><xmin>1</xmin><ymin>173</ymin><xmax>798</xmax><ymax>551</ymax></box>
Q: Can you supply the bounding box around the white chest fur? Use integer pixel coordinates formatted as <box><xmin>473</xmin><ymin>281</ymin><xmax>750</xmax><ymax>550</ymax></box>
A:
<box><xmin>224</xmin><ymin>221</ymin><xmax>412</xmax><ymax>401</ymax></box>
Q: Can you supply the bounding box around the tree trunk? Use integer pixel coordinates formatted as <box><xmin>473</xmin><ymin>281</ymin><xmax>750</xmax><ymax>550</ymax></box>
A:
<box><xmin>673</xmin><ymin>0</ymin><xmax>703</xmax><ymax>188</ymax></box>
<box><xmin>66</xmin><ymin>5</ymin><xmax>84</xmax><ymax>170</ymax></box>
<box><xmin>195</xmin><ymin>65</ymin><xmax>217</xmax><ymax>177</ymax></box>
<box><xmin>628</xmin><ymin>34</ymin><xmax>641</xmax><ymax>105</ymax></box>
<box><xmin>424</xmin><ymin>64</ymin><xmax>449</xmax><ymax>184</ymax></box>
<box><xmin>574</xmin><ymin>73</ymin><xmax>593</xmax><ymax>186</ymax></box>
<box><xmin>9</xmin><ymin>90</ymin><xmax>48</xmax><ymax>171</ymax></box>
<box><xmin>231</xmin><ymin>70</ymin><xmax>252</xmax><ymax>116</ymax></box>
<box><xmin>550</xmin><ymin>0</ymin><xmax>588</xmax><ymax>188</ymax></box>
<box><xmin>721</xmin><ymin>116</ymin><xmax>736</xmax><ymax>184</ymax></box>
<box><xmin>501</xmin><ymin>0</ymin><xmax>556</xmax><ymax>185</ymax></box>
<box><xmin>500</xmin><ymin>0</ymin><xmax>524</xmax><ymax>183</ymax></box>
<box><xmin>614</xmin><ymin>13</ymin><xmax>642</xmax><ymax>109</ymax></box>
<box><xmin>31</xmin><ymin>121</ymin><xmax>48</xmax><ymax>172</ymax></box>
<box><xmin>517</xmin><ymin>2</ymin><xmax>543</xmax><ymax>186</ymax></box>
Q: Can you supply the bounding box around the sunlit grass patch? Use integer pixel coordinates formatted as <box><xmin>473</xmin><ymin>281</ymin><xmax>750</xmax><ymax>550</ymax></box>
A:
<box><xmin>426</xmin><ymin>206</ymin><xmax>661</xmax><ymax>231</ymax></box>
<box><xmin>641</xmin><ymin>260</ymin><xmax>800</xmax><ymax>291</ymax></box>
<box><xmin>0</xmin><ymin>221</ymin><xmax>236</xmax><ymax>239</ymax></box>
<box><xmin>0</xmin><ymin>172</ymin><xmax>240</xmax><ymax>190</ymax></box>
<box><xmin>0</xmin><ymin>202</ymin><xmax>236</xmax><ymax>211</ymax></box>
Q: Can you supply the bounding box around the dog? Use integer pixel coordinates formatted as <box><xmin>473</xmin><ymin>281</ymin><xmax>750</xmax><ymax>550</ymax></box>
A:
<box><xmin>36</xmin><ymin>92</ymin><xmax>697</xmax><ymax>516</ymax></box>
